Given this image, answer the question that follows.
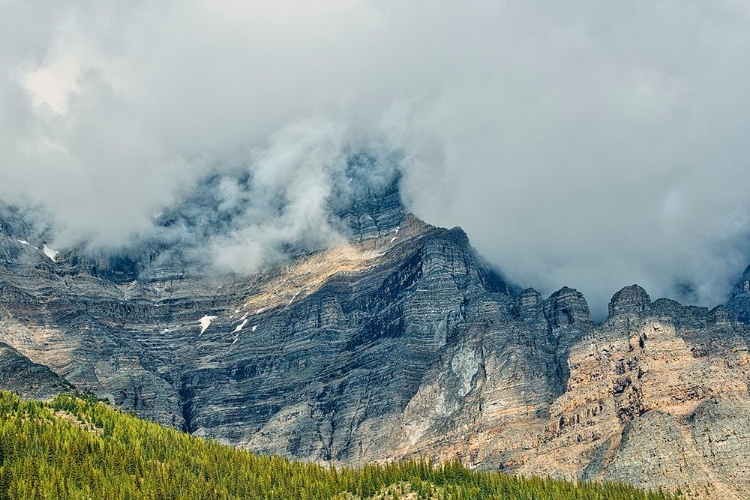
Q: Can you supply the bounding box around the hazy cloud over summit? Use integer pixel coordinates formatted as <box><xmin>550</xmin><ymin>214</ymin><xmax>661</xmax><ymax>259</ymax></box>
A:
<box><xmin>2</xmin><ymin>0</ymin><xmax>750</xmax><ymax>315</ymax></box>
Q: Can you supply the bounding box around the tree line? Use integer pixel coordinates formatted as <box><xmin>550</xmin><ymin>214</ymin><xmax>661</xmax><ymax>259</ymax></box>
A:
<box><xmin>0</xmin><ymin>391</ymin><xmax>675</xmax><ymax>499</ymax></box>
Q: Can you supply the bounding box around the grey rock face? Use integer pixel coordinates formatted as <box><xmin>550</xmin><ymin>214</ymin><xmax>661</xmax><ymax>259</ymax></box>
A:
<box><xmin>0</xmin><ymin>341</ymin><xmax>72</xmax><ymax>399</ymax></box>
<box><xmin>691</xmin><ymin>398</ymin><xmax>750</xmax><ymax>497</ymax></box>
<box><xmin>1</xmin><ymin>200</ymin><xmax>750</xmax><ymax>498</ymax></box>
<box><xmin>607</xmin><ymin>284</ymin><xmax>651</xmax><ymax>319</ymax></box>
<box><xmin>727</xmin><ymin>265</ymin><xmax>750</xmax><ymax>324</ymax></box>
<box><xmin>515</xmin><ymin>288</ymin><xmax>544</xmax><ymax>322</ymax></box>
<box><xmin>332</xmin><ymin>172</ymin><xmax>406</xmax><ymax>241</ymax></box>
<box><xmin>544</xmin><ymin>286</ymin><xmax>592</xmax><ymax>328</ymax></box>
<box><xmin>602</xmin><ymin>410</ymin><xmax>714</xmax><ymax>491</ymax></box>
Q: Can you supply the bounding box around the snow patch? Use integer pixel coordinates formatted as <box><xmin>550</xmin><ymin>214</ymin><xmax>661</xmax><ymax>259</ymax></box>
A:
<box><xmin>17</xmin><ymin>239</ymin><xmax>29</xmax><ymax>245</ymax></box>
<box><xmin>42</xmin><ymin>244</ymin><xmax>59</xmax><ymax>261</ymax></box>
<box><xmin>233</xmin><ymin>319</ymin><xmax>248</xmax><ymax>333</ymax></box>
<box><xmin>198</xmin><ymin>315</ymin><xmax>217</xmax><ymax>335</ymax></box>
<box><xmin>289</xmin><ymin>291</ymin><xmax>301</xmax><ymax>305</ymax></box>
<box><xmin>252</xmin><ymin>325</ymin><xmax>258</xmax><ymax>332</ymax></box>
<box><xmin>254</xmin><ymin>308</ymin><xmax>266</xmax><ymax>315</ymax></box>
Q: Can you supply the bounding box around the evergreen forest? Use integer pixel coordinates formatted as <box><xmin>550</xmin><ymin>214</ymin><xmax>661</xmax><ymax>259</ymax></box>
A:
<box><xmin>0</xmin><ymin>391</ymin><xmax>675</xmax><ymax>499</ymax></box>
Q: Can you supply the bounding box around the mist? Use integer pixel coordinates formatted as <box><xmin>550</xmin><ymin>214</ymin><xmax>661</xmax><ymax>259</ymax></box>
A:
<box><xmin>2</xmin><ymin>1</ymin><xmax>750</xmax><ymax>316</ymax></box>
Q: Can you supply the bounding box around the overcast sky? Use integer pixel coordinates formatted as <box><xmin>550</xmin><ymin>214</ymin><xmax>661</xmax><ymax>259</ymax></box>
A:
<box><xmin>2</xmin><ymin>0</ymin><xmax>750</xmax><ymax>316</ymax></box>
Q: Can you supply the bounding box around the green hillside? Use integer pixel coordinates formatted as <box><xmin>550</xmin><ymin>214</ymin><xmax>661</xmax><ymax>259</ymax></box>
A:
<box><xmin>0</xmin><ymin>391</ymin><xmax>673</xmax><ymax>500</ymax></box>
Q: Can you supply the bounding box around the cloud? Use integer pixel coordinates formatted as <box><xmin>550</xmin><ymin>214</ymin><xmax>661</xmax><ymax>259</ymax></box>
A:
<box><xmin>206</xmin><ymin>117</ymin><xmax>350</xmax><ymax>273</ymax></box>
<box><xmin>1</xmin><ymin>0</ymin><xmax>750</xmax><ymax>315</ymax></box>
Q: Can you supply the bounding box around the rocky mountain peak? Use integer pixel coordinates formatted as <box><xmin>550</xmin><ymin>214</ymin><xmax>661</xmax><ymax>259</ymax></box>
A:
<box><xmin>330</xmin><ymin>160</ymin><xmax>406</xmax><ymax>241</ymax></box>
<box><xmin>607</xmin><ymin>284</ymin><xmax>651</xmax><ymax>320</ymax></box>
<box><xmin>515</xmin><ymin>288</ymin><xmax>544</xmax><ymax>321</ymax></box>
<box><xmin>543</xmin><ymin>286</ymin><xmax>592</xmax><ymax>327</ymax></box>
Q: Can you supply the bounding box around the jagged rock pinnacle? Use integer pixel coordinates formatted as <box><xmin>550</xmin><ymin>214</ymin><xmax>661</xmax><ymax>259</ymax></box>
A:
<box><xmin>516</xmin><ymin>288</ymin><xmax>544</xmax><ymax>321</ymax></box>
<box><xmin>607</xmin><ymin>284</ymin><xmax>651</xmax><ymax>319</ymax></box>
<box><xmin>544</xmin><ymin>286</ymin><xmax>592</xmax><ymax>327</ymax></box>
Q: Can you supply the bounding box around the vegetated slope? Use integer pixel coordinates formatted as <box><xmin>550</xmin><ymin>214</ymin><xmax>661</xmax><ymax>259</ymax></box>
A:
<box><xmin>0</xmin><ymin>391</ymin><xmax>673</xmax><ymax>500</ymax></box>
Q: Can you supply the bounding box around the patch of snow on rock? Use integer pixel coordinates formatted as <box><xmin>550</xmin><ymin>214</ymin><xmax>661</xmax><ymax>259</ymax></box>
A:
<box><xmin>390</xmin><ymin>226</ymin><xmax>400</xmax><ymax>243</ymax></box>
<box><xmin>199</xmin><ymin>315</ymin><xmax>217</xmax><ymax>335</ymax></box>
<box><xmin>17</xmin><ymin>239</ymin><xmax>29</xmax><ymax>245</ymax></box>
<box><xmin>233</xmin><ymin>319</ymin><xmax>248</xmax><ymax>333</ymax></box>
<box><xmin>43</xmin><ymin>245</ymin><xmax>59</xmax><ymax>261</ymax></box>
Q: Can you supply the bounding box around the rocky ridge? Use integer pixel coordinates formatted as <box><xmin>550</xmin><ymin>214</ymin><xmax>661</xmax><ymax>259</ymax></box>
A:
<box><xmin>1</xmin><ymin>189</ymin><xmax>749</xmax><ymax>499</ymax></box>
<box><xmin>0</xmin><ymin>340</ymin><xmax>72</xmax><ymax>399</ymax></box>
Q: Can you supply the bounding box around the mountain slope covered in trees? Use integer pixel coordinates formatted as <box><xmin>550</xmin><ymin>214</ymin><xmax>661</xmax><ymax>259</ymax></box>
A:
<box><xmin>0</xmin><ymin>391</ymin><xmax>673</xmax><ymax>500</ymax></box>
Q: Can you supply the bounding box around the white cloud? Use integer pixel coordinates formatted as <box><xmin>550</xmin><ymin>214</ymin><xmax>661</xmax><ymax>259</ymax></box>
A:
<box><xmin>1</xmin><ymin>0</ymin><xmax>750</xmax><ymax>315</ymax></box>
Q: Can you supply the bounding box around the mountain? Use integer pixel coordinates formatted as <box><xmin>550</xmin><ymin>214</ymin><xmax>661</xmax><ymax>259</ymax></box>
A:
<box><xmin>0</xmin><ymin>183</ymin><xmax>749</xmax><ymax>499</ymax></box>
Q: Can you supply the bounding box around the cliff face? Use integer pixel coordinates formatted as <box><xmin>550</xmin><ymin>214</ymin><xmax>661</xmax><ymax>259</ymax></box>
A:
<box><xmin>1</xmin><ymin>194</ymin><xmax>749</xmax><ymax>498</ymax></box>
<box><xmin>446</xmin><ymin>288</ymin><xmax>750</xmax><ymax>499</ymax></box>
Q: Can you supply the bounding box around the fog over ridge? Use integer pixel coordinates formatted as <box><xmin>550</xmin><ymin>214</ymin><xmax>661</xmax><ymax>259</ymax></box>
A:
<box><xmin>2</xmin><ymin>0</ymin><xmax>750</xmax><ymax>317</ymax></box>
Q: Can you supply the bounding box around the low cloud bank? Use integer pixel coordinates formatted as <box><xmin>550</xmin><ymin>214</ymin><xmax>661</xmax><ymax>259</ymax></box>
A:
<box><xmin>2</xmin><ymin>1</ymin><xmax>750</xmax><ymax>316</ymax></box>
